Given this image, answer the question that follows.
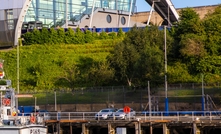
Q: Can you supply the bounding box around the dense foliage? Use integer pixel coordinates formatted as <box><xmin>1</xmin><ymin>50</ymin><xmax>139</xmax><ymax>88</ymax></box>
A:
<box><xmin>1</xmin><ymin>6</ymin><xmax>221</xmax><ymax>91</ymax></box>
<box><xmin>22</xmin><ymin>27</ymin><xmax>123</xmax><ymax>45</ymax></box>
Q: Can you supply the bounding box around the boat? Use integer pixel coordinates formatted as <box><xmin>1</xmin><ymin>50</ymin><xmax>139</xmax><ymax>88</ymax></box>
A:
<box><xmin>0</xmin><ymin>60</ymin><xmax>47</xmax><ymax>134</ymax></box>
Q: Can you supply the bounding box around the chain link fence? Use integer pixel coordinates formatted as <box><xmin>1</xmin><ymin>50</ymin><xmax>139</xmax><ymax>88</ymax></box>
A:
<box><xmin>18</xmin><ymin>83</ymin><xmax>221</xmax><ymax>112</ymax></box>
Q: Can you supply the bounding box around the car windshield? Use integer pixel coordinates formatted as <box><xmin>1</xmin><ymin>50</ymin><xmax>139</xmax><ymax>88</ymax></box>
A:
<box><xmin>117</xmin><ymin>109</ymin><xmax>124</xmax><ymax>112</ymax></box>
<box><xmin>100</xmin><ymin>109</ymin><xmax>110</xmax><ymax>112</ymax></box>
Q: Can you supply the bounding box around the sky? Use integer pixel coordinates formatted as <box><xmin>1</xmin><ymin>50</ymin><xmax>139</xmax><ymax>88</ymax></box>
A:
<box><xmin>136</xmin><ymin>0</ymin><xmax>221</xmax><ymax>12</ymax></box>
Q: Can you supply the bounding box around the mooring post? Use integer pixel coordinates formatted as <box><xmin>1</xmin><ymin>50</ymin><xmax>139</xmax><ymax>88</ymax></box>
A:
<box><xmin>70</xmin><ymin>122</ymin><xmax>72</xmax><ymax>134</ymax></box>
<box><xmin>108</xmin><ymin>122</ymin><xmax>115</xmax><ymax>134</ymax></box>
<box><xmin>150</xmin><ymin>122</ymin><xmax>153</xmax><ymax>134</ymax></box>
<box><xmin>135</xmin><ymin>122</ymin><xmax>141</xmax><ymax>134</ymax></box>
<box><xmin>82</xmin><ymin>123</ymin><xmax>89</xmax><ymax>134</ymax></box>
<box><xmin>193</xmin><ymin>122</ymin><xmax>200</xmax><ymax>134</ymax></box>
<box><xmin>163</xmin><ymin>123</ymin><xmax>169</xmax><ymax>134</ymax></box>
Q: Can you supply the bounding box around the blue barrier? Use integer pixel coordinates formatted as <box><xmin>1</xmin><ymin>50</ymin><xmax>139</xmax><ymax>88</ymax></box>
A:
<box><xmin>141</xmin><ymin>111</ymin><xmax>221</xmax><ymax>116</ymax></box>
<box><xmin>21</xmin><ymin>26</ymin><xmax>170</xmax><ymax>35</ymax></box>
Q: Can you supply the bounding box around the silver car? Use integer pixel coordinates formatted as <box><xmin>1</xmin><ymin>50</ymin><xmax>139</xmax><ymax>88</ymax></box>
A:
<box><xmin>113</xmin><ymin>108</ymin><xmax>136</xmax><ymax>120</ymax></box>
<box><xmin>95</xmin><ymin>108</ymin><xmax>117</xmax><ymax>120</ymax></box>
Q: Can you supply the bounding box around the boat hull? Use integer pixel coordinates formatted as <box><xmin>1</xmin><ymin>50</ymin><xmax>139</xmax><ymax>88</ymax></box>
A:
<box><xmin>0</xmin><ymin>125</ymin><xmax>47</xmax><ymax>134</ymax></box>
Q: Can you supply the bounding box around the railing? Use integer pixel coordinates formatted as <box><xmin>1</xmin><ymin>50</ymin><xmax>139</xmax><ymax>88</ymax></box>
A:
<box><xmin>40</xmin><ymin>111</ymin><xmax>221</xmax><ymax>122</ymax></box>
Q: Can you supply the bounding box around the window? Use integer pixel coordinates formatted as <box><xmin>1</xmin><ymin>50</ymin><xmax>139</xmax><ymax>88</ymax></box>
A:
<box><xmin>106</xmin><ymin>14</ymin><xmax>112</xmax><ymax>23</ymax></box>
<box><xmin>5</xmin><ymin>9</ymin><xmax>14</xmax><ymax>30</ymax></box>
<box><xmin>121</xmin><ymin>16</ymin><xmax>126</xmax><ymax>25</ymax></box>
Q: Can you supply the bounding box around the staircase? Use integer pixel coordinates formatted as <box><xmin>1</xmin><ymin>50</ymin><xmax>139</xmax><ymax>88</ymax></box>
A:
<box><xmin>69</xmin><ymin>7</ymin><xmax>98</xmax><ymax>26</ymax></box>
<box><xmin>205</xmin><ymin>94</ymin><xmax>218</xmax><ymax>111</ymax></box>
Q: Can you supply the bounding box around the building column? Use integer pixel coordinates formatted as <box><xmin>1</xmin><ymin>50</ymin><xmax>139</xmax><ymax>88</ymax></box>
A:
<box><xmin>108</xmin><ymin>122</ymin><xmax>115</xmax><ymax>134</ymax></box>
<box><xmin>163</xmin><ymin>123</ymin><xmax>170</xmax><ymax>134</ymax></box>
<box><xmin>193</xmin><ymin>123</ymin><xmax>200</xmax><ymax>134</ymax></box>
<box><xmin>82</xmin><ymin>123</ymin><xmax>89</xmax><ymax>134</ymax></box>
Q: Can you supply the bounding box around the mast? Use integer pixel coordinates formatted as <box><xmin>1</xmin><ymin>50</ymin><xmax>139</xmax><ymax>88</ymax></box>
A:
<box><xmin>17</xmin><ymin>40</ymin><xmax>19</xmax><ymax>94</ymax></box>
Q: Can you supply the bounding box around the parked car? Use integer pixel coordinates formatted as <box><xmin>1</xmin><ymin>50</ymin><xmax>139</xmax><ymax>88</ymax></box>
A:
<box><xmin>113</xmin><ymin>108</ymin><xmax>136</xmax><ymax>120</ymax></box>
<box><xmin>95</xmin><ymin>108</ymin><xmax>117</xmax><ymax>120</ymax></box>
<box><xmin>33</xmin><ymin>110</ymin><xmax>51</xmax><ymax>120</ymax></box>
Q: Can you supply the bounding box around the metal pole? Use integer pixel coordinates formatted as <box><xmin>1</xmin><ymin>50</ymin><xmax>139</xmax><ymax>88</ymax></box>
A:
<box><xmin>148</xmin><ymin>81</ymin><xmax>151</xmax><ymax>119</ymax></box>
<box><xmin>55</xmin><ymin>91</ymin><xmax>57</xmax><ymax>111</ymax></box>
<box><xmin>35</xmin><ymin>97</ymin><xmax>37</xmax><ymax>114</ymax></box>
<box><xmin>89</xmin><ymin>0</ymin><xmax>96</xmax><ymax>28</ymax></box>
<box><xmin>127</xmin><ymin>0</ymin><xmax>133</xmax><ymax>27</ymax></box>
<box><xmin>16</xmin><ymin>39</ymin><xmax>20</xmax><ymax>119</ymax></box>
<box><xmin>17</xmin><ymin>40</ymin><xmax>19</xmax><ymax>94</ymax></box>
<box><xmin>201</xmin><ymin>74</ymin><xmax>205</xmax><ymax>112</ymax></box>
<box><xmin>147</xmin><ymin>1</ymin><xmax>155</xmax><ymax>26</ymax></box>
<box><xmin>65</xmin><ymin>0</ymin><xmax>68</xmax><ymax>28</ymax></box>
<box><xmin>164</xmin><ymin>26</ymin><xmax>169</xmax><ymax>114</ymax></box>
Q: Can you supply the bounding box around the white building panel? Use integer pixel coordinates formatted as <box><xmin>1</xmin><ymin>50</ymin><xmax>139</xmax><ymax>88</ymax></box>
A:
<box><xmin>0</xmin><ymin>0</ymin><xmax>26</xmax><ymax>10</ymax></box>
<box><xmin>13</xmin><ymin>9</ymin><xmax>22</xmax><ymax>19</ymax></box>
<box><xmin>0</xmin><ymin>10</ymin><xmax>4</xmax><ymax>20</ymax></box>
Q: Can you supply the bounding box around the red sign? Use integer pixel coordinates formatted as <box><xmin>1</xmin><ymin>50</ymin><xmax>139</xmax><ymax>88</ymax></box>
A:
<box><xmin>123</xmin><ymin>106</ymin><xmax>130</xmax><ymax>114</ymax></box>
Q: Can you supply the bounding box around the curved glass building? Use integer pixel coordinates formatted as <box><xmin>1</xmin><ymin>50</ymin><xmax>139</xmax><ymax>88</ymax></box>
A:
<box><xmin>0</xmin><ymin>0</ymin><xmax>140</xmax><ymax>47</ymax></box>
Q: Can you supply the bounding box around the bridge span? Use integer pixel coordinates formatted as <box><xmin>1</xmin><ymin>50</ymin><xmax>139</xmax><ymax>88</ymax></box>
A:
<box><xmin>145</xmin><ymin>0</ymin><xmax>179</xmax><ymax>26</ymax></box>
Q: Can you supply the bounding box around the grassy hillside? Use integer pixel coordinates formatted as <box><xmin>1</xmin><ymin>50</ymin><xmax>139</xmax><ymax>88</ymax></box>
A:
<box><xmin>0</xmin><ymin>39</ymin><xmax>120</xmax><ymax>91</ymax></box>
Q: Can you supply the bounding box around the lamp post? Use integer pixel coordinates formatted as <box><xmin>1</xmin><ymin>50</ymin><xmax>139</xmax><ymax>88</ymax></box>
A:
<box><xmin>148</xmin><ymin>81</ymin><xmax>151</xmax><ymax>119</ymax></box>
<box><xmin>201</xmin><ymin>74</ymin><xmax>205</xmax><ymax>112</ymax></box>
<box><xmin>164</xmin><ymin>26</ymin><xmax>169</xmax><ymax>114</ymax></box>
<box><xmin>54</xmin><ymin>91</ymin><xmax>57</xmax><ymax>111</ymax></box>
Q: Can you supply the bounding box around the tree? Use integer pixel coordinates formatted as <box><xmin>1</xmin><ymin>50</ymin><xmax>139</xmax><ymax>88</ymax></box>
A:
<box><xmin>170</xmin><ymin>8</ymin><xmax>204</xmax><ymax>60</ymax></box>
<box><xmin>56</xmin><ymin>61</ymin><xmax>80</xmax><ymax>90</ymax></box>
<box><xmin>173</xmin><ymin>8</ymin><xmax>203</xmax><ymax>39</ymax></box>
<box><xmin>117</xmin><ymin>28</ymin><xmax>124</xmax><ymax>39</ymax></box>
<box><xmin>73</xmin><ymin>27</ymin><xmax>84</xmax><ymax>44</ymax></box>
<box><xmin>48</xmin><ymin>28</ymin><xmax>58</xmax><ymax>44</ymax></box>
<box><xmin>108</xmin><ymin>25</ymin><xmax>168</xmax><ymax>87</ymax></box>
<box><xmin>203</xmin><ymin>5</ymin><xmax>221</xmax><ymax>55</ymax></box>
<box><xmin>65</xmin><ymin>28</ymin><xmax>75</xmax><ymax>44</ymax></box>
<box><xmin>99</xmin><ymin>31</ymin><xmax>109</xmax><ymax>39</ymax></box>
<box><xmin>84</xmin><ymin>30</ymin><xmax>94</xmax><ymax>43</ymax></box>
<box><xmin>88</xmin><ymin>62</ymin><xmax>114</xmax><ymax>86</ymax></box>
<box><xmin>108</xmin><ymin>42</ymin><xmax>140</xmax><ymax>86</ymax></box>
<box><xmin>32</xmin><ymin>28</ymin><xmax>42</xmax><ymax>44</ymax></box>
<box><xmin>40</xmin><ymin>28</ymin><xmax>50</xmax><ymax>44</ymax></box>
<box><xmin>57</xmin><ymin>28</ymin><xmax>65</xmax><ymax>44</ymax></box>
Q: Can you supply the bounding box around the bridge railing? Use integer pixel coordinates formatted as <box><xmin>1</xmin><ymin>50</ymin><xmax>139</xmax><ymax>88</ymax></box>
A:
<box><xmin>43</xmin><ymin>111</ymin><xmax>221</xmax><ymax>122</ymax></box>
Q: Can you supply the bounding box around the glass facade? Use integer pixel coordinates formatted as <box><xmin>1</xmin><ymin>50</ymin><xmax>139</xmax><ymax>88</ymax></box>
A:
<box><xmin>24</xmin><ymin>0</ymin><xmax>136</xmax><ymax>28</ymax></box>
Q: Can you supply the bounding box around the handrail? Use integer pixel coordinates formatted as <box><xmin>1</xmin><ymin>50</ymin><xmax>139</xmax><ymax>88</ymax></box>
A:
<box><xmin>42</xmin><ymin>111</ymin><xmax>221</xmax><ymax>122</ymax></box>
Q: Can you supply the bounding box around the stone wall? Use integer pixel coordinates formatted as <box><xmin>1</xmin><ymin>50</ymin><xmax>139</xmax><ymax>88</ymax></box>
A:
<box><xmin>131</xmin><ymin>4</ymin><xmax>220</xmax><ymax>25</ymax></box>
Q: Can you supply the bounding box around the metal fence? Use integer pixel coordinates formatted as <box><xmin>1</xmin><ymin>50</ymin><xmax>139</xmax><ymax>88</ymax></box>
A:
<box><xmin>19</xmin><ymin>83</ymin><xmax>221</xmax><ymax>112</ymax></box>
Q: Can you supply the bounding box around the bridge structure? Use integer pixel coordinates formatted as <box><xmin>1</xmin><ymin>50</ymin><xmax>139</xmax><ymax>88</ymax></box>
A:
<box><xmin>144</xmin><ymin>0</ymin><xmax>179</xmax><ymax>26</ymax></box>
<box><xmin>44</xmin><ymin>111</ymin><xmax>221</xmax><ymax>134</ymax></box>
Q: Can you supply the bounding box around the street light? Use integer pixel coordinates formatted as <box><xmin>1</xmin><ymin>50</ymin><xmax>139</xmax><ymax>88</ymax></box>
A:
<box><xmin>164</xmin><ymin>26</ymin><xmax>169</xmax><ymax>114</ymax></box>
<box><xmin>201</xmin><ymin>74</ymin><xmax>205</xmax><ymax>112</ymax></box>
<box><xmin>54</xmin><ymin>91</ymin><xmax>57</xmax><ymax>111</ymax></box>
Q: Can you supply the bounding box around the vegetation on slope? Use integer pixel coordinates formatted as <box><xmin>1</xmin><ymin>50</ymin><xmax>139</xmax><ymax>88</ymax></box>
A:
<box><xmin>1</xmin><ymin>6</ymin><xmax>221</xmax><ymax>92</ymax></box>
